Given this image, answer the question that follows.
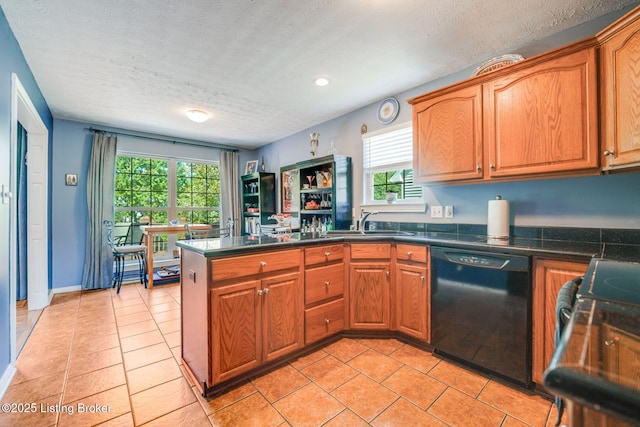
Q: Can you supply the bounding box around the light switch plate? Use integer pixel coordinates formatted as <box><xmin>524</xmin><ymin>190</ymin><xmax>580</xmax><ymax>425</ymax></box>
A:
<box><xmin>431</xmin><ymin>205</ymin><xmax>443</xmax><ymax>218</ymax></box>
<box><xmin>445</xmin><ymin>205</ymin><xmax>454</xmax><ymax>218</ymax></box>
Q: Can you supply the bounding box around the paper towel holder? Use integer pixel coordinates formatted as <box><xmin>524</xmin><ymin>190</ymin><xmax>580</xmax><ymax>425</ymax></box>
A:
<box><xmin>487</xmin><ymin>195</ymin><xmax>510</xmax><ymax>240</ymax></box>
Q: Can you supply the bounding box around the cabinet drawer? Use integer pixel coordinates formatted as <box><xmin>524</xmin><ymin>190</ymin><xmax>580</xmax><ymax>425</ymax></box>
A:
<box><xmin>350</xmin><ymin>243</ymin><xmax>391</xmax><ymax>260</ymax></box>
<box><xmin>305</xmin><ymin>263</ymin><xmax>344</xmax><ymax>305</ymax></box>
<box><xmin>305</xmin><ymin>244</ymin><xmax>344</xmax><ymax>266</ymax></box>
<box><xmin>305</xmin><ymin>298</ymin><xmax>344</xmax><ymax>344</ymax></box>
<box><xmin>211</xmin><ymin>249</ymin><xmax>301</xmax><ymax>281</ymax></box>
<box><xmin>396</xmin><ymin>244</ymin><xmax>428</xmax><ymax>263</ymax></box>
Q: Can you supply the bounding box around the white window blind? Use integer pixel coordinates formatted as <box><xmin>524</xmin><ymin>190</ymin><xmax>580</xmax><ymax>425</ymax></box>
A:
<box><xmin>363</xmin><ymin>126</ymin><xmax>413</xmax><ymax>170</ymax></box>
<box><xmin>362</xmin><ymin>125</ymin><xmax>422</xmax><ymax>205</ymax></box>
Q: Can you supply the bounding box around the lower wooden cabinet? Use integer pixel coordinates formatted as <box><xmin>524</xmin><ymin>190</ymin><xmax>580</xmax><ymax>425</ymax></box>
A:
<box><xmin>262</xmin><ymin>272</ymin><xmax>304</xmax><ymax>361</ymax></box>
<box><xmin>210</xmin><ymin>280</ymin><xmax>261</xmax><ymax>384</ymax></box>
<box><xmin>602</xmin><ymin>323</ymin><xmax>640</xmax><ymax>392</ymax></box>
<box><xmin>349</xmin><ymin>262</ymin><xmax>391</xmax><ymax>329</ymax></box>
<box><xmin>395</xmin><ymin>254</ymin><xmax>429</xmax><ymax>341</ymax></box>
<box><xmin>532</xmin><ymin>258</ymin><xmax>589</xmax><ymax>384</ymax></box>
<box><xmin>395</xmin><ymin>244</ymin><xmax>429</xmax><ymax>341</ymax></box>
<box><xmin>210</xmin><ymin>271</ymin><xmax>303</xmax><ymax>384</ymax></box>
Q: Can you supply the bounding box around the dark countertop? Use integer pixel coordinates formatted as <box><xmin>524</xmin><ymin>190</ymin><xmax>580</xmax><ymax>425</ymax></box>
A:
<box><xmin>173</xmin><ymin>230</ymin><xmax>632</xmax><ymax>260</ymax></box>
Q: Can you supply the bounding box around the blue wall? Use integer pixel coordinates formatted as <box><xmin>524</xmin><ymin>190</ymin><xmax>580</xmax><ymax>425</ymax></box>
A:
<box><xmin>0</xmin><ymin>7</ymin><xmax>53</xmax><ymax>384</ymax></box>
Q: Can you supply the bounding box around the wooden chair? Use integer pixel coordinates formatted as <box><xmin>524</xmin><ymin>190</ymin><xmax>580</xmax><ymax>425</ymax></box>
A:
<box><xmin>104</xmin><ymin>220</ymin><xmax>147</xmax><ymax>293</ymax></box>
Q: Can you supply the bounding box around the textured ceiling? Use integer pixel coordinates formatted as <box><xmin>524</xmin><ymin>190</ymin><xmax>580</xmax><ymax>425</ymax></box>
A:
<box><xmin>1</xmin><ymin>0</ymin><xmax>637</xmax><ymax>148</ymax></box>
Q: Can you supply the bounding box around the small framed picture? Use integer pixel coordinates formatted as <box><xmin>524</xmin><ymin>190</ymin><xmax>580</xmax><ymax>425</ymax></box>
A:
<box><xmin>245</xmin><ymin>160</ymin><xmax>258</xmax><ymax>175</ymax></box>
<box><xmin>65</xmin><ymin>173</ymin><xmax>78</xmax><ymax>186</ymax></box>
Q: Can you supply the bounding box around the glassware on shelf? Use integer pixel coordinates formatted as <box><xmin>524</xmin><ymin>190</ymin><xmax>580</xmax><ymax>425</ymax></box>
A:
<box><xmin>305</xmin><ymin>175</ymin><xmax>316</xmax><ymax>189</ymax></box>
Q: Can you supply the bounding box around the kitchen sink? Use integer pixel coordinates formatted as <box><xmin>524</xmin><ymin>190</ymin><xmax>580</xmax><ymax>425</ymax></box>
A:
<box><xmin>322</xmin><ymin>230</ymin><xmax>415</xmax><ymax>237</ymax></box>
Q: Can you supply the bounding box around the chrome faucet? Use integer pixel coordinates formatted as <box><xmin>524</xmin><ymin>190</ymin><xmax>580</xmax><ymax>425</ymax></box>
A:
<box><xmin>357</xmin><ymin>209</ymin><xmax>378</xmax><ymax>231</ymax></box>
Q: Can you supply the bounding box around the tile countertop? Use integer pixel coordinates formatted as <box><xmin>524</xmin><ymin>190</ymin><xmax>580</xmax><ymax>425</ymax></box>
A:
<box><xmin>543</xmin><ymin>259</ymin><xmax>640</xmax><ymax>424</ymax></box>
<box><xmin>173</xmin><ymin>231</ymin><xmax>639</xmax><ymax>260</ymax></box>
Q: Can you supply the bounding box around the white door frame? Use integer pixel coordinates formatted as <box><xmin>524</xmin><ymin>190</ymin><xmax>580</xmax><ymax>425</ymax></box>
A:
<box><xmin>9</xmin><ymin>73</ymin><xmax>50</xmax><ymax>362</ymax></box>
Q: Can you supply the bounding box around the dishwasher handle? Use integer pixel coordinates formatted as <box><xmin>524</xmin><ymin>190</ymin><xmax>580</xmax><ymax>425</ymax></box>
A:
<box><xmin>431</xmin><ymin>246</ymin><xmax>530</xmax><ymax>272</ymax></box>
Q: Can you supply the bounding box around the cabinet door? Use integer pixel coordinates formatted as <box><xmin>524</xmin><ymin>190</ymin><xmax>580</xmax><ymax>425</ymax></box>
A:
<box><xmin>600</xmin><ymin>12</ymin><xmax>640</xmax><ymax>170</ymax></box>
<box><xmin>532</xmin><ymin>258</ymin><xmax>589</xmax><ymax>384</ymax></box>
<box><xmin>350</xmin><ymin>262</ymin><xmax>391</xmax><ymax>329</ymax></box>
<box><xmin>484</xmin><ymin>47</ymin><xmax>599</xmax><ymax>177</ymax></box>
<box><xmin>396</xmin><ymin>263</ymin><xmax>429</xmax><ymax>341</ymax></box>
<box><xmin>261</xmin><ymin>272</ymin><xmax>304</xmax><ymax>362</ymax></box>
<box><xmin>602</xmin><ymin>324</ymin><xmax>640</xmax><ymax>392</ymax></box>
<box><xmin>413</xmin><ymin>84</ymin><xmax>483</xmax><ymax>182</ymax></box>
<box><xmin>211</xmin><ymin>280</ymin><xmax>261</xmax><ymax>384</ymax></box>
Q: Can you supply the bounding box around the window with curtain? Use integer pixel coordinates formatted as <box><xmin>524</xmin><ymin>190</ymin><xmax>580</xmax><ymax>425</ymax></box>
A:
<box><xmin>363</xmin><ymin>125</ymin><xmax>422</xmax><ymax>204</ymax></box>
<box><xmin>114</xmin><ymin>154</ymin><xmax>220</xmax><ymax>256</ymax></box>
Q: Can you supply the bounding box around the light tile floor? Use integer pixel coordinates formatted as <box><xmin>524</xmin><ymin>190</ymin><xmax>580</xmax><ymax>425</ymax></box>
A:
<box><xmin>15</xmin><ymin>299</ymin><xmax>43</xmax><ymax>355</ymax></box>
<box><xmin>1</xmin><ymin>281</ymin><xmax>565</xmax><ymax>426</ymax></box>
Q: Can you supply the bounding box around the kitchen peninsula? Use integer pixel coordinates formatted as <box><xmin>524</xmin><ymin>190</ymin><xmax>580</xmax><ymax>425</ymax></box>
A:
<box><xmin>176</xmin><ymin>227</ymin><xmax>636</xmax><ymax>397</ymax></box>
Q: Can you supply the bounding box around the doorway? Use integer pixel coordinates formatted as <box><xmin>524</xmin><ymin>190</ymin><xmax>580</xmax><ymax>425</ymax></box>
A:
<box><xmin>9</xmin><ymin>74</ymin><xmax>49</xmax><ymax>361</ymax></box>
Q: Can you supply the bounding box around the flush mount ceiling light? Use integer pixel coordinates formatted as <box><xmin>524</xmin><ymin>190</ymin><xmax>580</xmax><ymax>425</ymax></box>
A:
<box><xmin>185</xmin><ymin>109</ymin><xmax>210</xmax><ymax>123</ymax></box>
<box><xmin>314</xmin><ymin>77</ymin><xmax>330</xmax><ymax>87</ymax></box>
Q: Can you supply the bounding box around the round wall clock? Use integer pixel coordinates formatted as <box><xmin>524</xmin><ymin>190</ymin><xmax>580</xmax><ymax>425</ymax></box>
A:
<box><xmin>377</xmin><ymin>97</ymin><xmax>399</xmax><ymax>125</ymax></box>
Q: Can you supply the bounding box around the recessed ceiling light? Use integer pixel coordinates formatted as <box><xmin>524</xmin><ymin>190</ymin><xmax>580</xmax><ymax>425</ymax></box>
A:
<box><xmin>185</xmin><ymin>109</ymin><xmax>210</xmax><ymax>123</ymax></box>
<box><xmin>314</xmin><ymin>77</ymin><xmax>330</xmax><ymax>87</ymax></box>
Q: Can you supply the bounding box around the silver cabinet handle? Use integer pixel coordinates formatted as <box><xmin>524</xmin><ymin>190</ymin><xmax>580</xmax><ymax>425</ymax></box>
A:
<box><xmin>263</xmin><ymin>288</ymin><xmax>269</xmax><ymax>294</ymax></box>
<box><xmin>407</xmin><ymin>251</ymin><xmax>412</xmax><ymax>257</ymax></box>
<box><xmin>260</xmin><ymin>261</ymin><xmax>267</xmax><ymax>267</ymax></box>
<box><xmin>490</xmin><ymin>164</ymin><xmax>496</xmax><ymax>170</ymax></box>
<box><xmin>605</xmin><ymin>338</ymin><xmax>618</xmax><ymax>346</ymax></box>
<box><xmin>324</xmin><ymin>251</ymin><xmax>331</xmax><ymax>257</ymax></box>
<box><xmin>325</xmin><ymin>281</ymin><xmax>330</xmax><ymax>286</ymax></box>
<box><xmin>476</xmin><ymin>165</ymin><xmax>482</xmax><ymax>172</ymax></box>
<box><xmin>324</xmin><ymin>318</ymin><xmax>330</xmax><ymax>324</ymax></box>
<box><xmin>604</xmin><ymin>150</ymin><xmax>615</xmax><ymax>156</ymax></box>
<box><xmin>386</xmin><ymin>271</ymin><xmax>390</xmax><ymax>277</ymax></box>
<box><xmin>257</xmin><ymin>289</ymin><xmax>263</xmax><ymax>296</ymax></box>
<box><xmin>421</xmin><ymin>276</ymin><xmax>425</xmax><ymax>282</ymax></box>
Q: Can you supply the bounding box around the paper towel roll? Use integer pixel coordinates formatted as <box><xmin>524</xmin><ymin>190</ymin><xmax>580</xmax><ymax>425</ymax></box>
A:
<box><xmin>487</xmin><ymin>197</ymin><xmax>509</xmax><ymax>239</ymax></box>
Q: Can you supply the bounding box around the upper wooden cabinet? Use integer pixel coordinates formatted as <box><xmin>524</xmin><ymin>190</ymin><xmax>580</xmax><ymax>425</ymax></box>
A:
<box><xmin>410</xmin><ymin>43</ymin><xmax>600</xmax><ymax>183</ymax></box>
<box><xmin>412</xmin><ymin>84</ymin><xmax>483</xmax><ymax>182</ymax></box>
<box><xmin>484</xmin><ymin>47</ymin><xmax>599</xmax><ymax>178</ymax></box>
<box><xmin>598</xmin><ymin>6</ymin><xmax>640</xmax><ymax>171</ymax></box>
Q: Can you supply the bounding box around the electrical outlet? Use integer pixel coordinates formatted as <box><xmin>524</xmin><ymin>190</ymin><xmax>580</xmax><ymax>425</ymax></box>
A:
<box><xmin>445</xmin><ymin>205</ymin><xmax>454</xmax><ymax>218</ymax></box>
<box><xmin>431</xmin><ymin>205</ymin><xmax>443</xmax><ymax>218</ymax></box>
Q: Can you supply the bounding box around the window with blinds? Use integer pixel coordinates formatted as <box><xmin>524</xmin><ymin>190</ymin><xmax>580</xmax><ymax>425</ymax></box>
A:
<box><xmin>362</xmin><ymin>125</ymin><xmax>422</xmax><ymax>204</ymax></box>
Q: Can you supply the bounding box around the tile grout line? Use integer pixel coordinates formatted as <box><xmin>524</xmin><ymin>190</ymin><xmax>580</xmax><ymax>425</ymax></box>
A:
<box><xmin>109</xmin><ymin>286</ymin><xmax>137</xmax><ymax>426</ymax></box>
<box><xmin>54</xmin><ymin>292</ymin><xmax>83</xmax><ymax>427</ymax></box>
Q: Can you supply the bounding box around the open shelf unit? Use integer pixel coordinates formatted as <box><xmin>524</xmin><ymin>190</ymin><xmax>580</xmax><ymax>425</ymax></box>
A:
<box><xmin>241</xmin><ymin>172</ymin><xmax>276</xmax><ymax>235</ymax></box>
<box><xmin>285</xmin><ymin>154</ymin><xmax>352</xmax><ymax>231</ymax></box>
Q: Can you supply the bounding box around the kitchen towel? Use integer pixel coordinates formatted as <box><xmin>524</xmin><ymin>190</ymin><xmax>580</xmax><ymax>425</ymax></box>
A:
<box><xmin>487</xmin><ymin>197</ymin><xmax>509</xmax><ymax>239</ymax></box>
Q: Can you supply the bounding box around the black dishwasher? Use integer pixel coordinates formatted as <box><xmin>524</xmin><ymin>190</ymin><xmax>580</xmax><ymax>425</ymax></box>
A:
<box><xmin>430</xmin><ymin>246</ymin><xmax>532</xmax><ymax>387</ymax></box>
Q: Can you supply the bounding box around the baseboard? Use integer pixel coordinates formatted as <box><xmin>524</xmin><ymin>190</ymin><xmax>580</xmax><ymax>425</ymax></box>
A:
<box><xmin>51</xmin><ymin>285</ymin><xmax>82</xmax><ymax>294</ymax></box>
<box><xmin>0</xmin><ymin>363</ymin><xmax>17</xmax><ymax>400</ymax></box>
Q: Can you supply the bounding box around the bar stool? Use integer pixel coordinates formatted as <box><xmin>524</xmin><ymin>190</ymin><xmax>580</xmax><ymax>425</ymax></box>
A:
<box><xmin>104</xmin><ymin>220</ymin><xmax>148</xmax><ymax>293</ymax></box>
